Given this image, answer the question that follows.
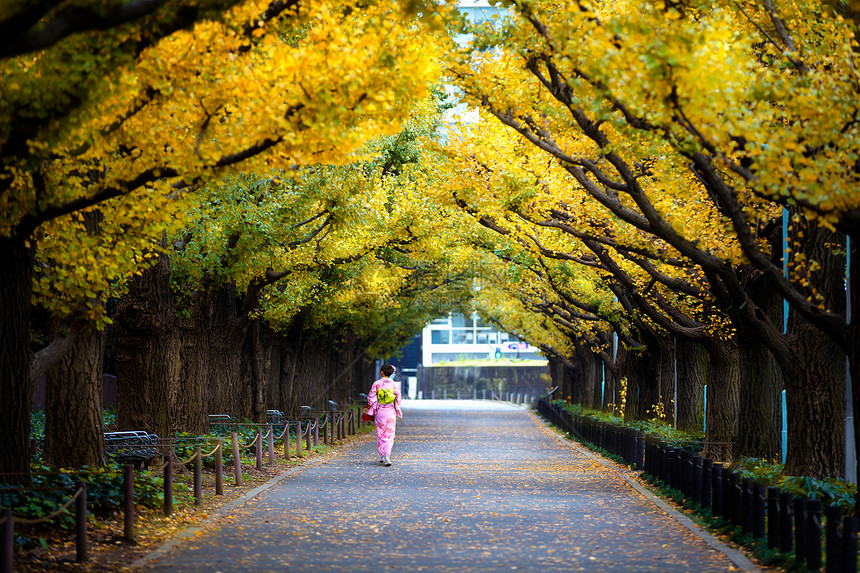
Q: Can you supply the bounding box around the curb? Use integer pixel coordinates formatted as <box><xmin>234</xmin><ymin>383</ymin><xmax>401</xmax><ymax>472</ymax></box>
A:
<box><xmin>528</xmin><ymin>410</ymin><xmax>760</xmax><ymax>572</ymax></box>
<box><xmin>128</xmin><ymin>433</ymin><xmax>371</xmax><ymax>570</ymax></box>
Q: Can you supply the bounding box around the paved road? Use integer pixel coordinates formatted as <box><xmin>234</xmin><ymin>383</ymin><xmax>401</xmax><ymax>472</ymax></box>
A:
<box><xmin>141</xmin><ymin>401</ymin><xmax>747</xmax><ymax>572</ymax></box>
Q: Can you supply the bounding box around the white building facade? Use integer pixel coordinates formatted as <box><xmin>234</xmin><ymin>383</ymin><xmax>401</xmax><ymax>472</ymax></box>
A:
<box><xmin>421</xmin><ymin>313</ymin><xmax>544</xmax><ymax>365</ymax></box>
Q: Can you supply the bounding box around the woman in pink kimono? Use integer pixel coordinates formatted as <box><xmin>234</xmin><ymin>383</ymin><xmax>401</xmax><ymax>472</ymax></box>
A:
<box><xmin>367</xmin><ymin>363</ymin><xmax>402</xmax><ymax>466</ymax></box>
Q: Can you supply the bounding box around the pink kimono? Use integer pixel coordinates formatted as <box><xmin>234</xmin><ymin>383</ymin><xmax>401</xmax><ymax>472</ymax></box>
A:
<box><xmin>367</xmin><ymin>377</ymin><xmax>403</xmax><ymax>456</ymax></box>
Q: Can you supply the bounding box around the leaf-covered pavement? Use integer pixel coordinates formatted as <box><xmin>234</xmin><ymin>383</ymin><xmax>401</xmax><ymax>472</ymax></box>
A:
<box><xmin>138</xmin><ymin>401</ymin><xmax>750</xmax><ymax>572</ymax></box>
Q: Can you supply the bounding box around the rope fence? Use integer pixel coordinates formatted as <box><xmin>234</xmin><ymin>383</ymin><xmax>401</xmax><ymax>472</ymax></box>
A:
<box><xmin>12</xmin><ymin>485</ymin><xmax>84</xmax><ymax>525</ymax></box>
<box><xmin>1</xmin><ymin>407</ymin><xmax>363</xmax><ymax>573</ymax></box>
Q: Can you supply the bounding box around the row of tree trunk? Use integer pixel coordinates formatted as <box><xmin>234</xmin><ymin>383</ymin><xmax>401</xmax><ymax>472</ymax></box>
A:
<box><xmin>40</xmin><ymin>255</ymin><xmax>375</xmax><ymax>468</ymax></box>
<box><xmin>548</xmin><ymin>316</ymin><xmax>845</xmax><ymax>478</ymax></box>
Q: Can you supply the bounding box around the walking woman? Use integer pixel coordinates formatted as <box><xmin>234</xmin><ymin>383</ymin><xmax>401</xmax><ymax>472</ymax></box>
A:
<box><xmin>367</xmin><ymin>363</ymin><xmax>402</xmax><ymax>466</ymax></box>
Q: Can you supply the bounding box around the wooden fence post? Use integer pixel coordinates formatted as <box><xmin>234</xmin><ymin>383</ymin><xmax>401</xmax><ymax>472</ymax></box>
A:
<box><xmin>232</xmin><ymin>432</ymin><xmax>243</xmax><ymax>486</ymax></box>
<box><xmin>164</xmin><ymin>454</ymin><xmax>174</xmax><ymax>516</ymax></box>
<box><xmin>215</xmin><ymin>440</ymin><xmax>224</xmax><ymax>496</ymax></box>
<box><xmin>75</xmin><ymin>481</ymin><xmax>88</xmax><ymax>562</ymax></box>
<box><xmin>123</xmin><ymin>465</ymin><xmax>135</xmax><ymax>543</ymax></box>
<box><xmin>193</xmin><ymin>446</ymin><xmax>202</xmax><ymax>506</ymax></box>
<box><xmin>255</xmin><ymin>428</ymin><xmax>263</xmax><ymax>471</ymax></box>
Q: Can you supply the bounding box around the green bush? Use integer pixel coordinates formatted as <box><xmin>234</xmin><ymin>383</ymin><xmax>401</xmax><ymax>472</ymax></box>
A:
<box><xmin>546</xmin><ymin>399</ymin><xmax>856</xmax><ymax>512</ymax></box>
<box><xmin>2</xmin><ymin>461</ymin><xmax>164</xmax><ymax>529</ymax></box>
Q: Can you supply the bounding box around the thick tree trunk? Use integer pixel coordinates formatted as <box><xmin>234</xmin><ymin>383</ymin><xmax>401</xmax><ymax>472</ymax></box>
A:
<box><xmin>44</xmin><ymin>322</ymin><xmax>106</xmax><ymax>467</ymax></box>
<box><xmin>736</xmin><ymin>328</ymin><xmax>782</xmax><ymax>460</ymax></box>
<box><xmin>239</xmin><ymin>320</ymin><xmax>274</xmax><ymax>423</ymax></box>
<box><xmin>113</xmin><ymin>255</ymin><xmax>180</xmax><ymax>439</ymax></box>
<box><xmin>782</xmin><ymin>221</ymin><xmax>847</xmax><ymax>478</ymax></box>
<box><xmin>266</xmin><ymin>334</ymin><xmax>282</xmax><ymax>414</ymax></box>
<box><xmin>622</xmin><ymin>348</ymin><xmax>653</xmax><ymax>421</ymax></box>
<box><xmin>206</xmin><ymin>286</ymin><xmax>246</xmax><ymax>419</ymax></box>
<box><xmin>849</xmin><ymin>231</ymin><xmax>859</xmax><ymax>505</ymax></box>
<box><xmin>656</xmin><ymin>335</ymin><xmax>675</xmax><ymax>425</ymax></box>
<box><xmin>700</xmin><ymin>336</ymin><xmax>740</xmax><ymax>463</ymax></box>
<box><xmin>547</xmin><ymin>355</ymin><xmax>567</xmax><ymax>400</ymax></box>
<box><xmin>571</xmin><ymin>341</ymin><xmax>596</xmax><ymax>408</ymax></box>
<box><xmin>675</xmin><ymin>337</ymin><xmax>706</xmax><ymax>434</ymax></box>
<box><xmin>0</xmin><ymin>238</ymin><xmax>35</xmax><ymax>482</ymax></box>
<box><xmin>275</xmin><ymin>319</ymin><xmax>368</xmax><ymax>415</ymax></box>
<box><xmin>174</xmin><ymin>290</ymin><xmax>215</xmax><ymax>435</ymax></box>
<box><xmin>782</xmin><ymin>329</ymin><xmax>844</xmax><ymax>477</ymax></box>
<box><xmin>622</xmin><ymin>331</ymin><xmax>664</xmax><ymax>422</ymax></box>
<box><xmin>734</xmin><ymin>262</ymin><xmax>784</xmax><ymax>461</ymax></box>
<box><xmin>177</xmin><ymin>285</ymin><xmax>247</xmax><ymax>433</ymax></box>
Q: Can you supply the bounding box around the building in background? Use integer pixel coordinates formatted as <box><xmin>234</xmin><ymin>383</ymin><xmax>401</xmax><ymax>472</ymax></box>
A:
<box><xmin>422</xmin><ymin>313</ymin><xmax>543</xmax><ymax>365</ymax></box>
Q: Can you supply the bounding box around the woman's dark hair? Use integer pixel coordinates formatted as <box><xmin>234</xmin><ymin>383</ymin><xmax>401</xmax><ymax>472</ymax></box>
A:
<box><xmin>380</xmin><ymin>363</ymin><xmax>395</xmax><ymax>377</ymax></box>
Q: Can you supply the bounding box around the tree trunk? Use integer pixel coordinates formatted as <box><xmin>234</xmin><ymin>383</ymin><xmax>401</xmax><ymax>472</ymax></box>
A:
<box><xmin>547</xmin><ymin>355</ymin><xmax>567</xmax><ymax>400</ymax></box>
<box><xmin>267</xmin><ymin>333</ymin><xmax>282</xmax><ymax>414</ymax></box>
<box><xmin>675</xmin><ymin>337</ymin><xmax>706</xmax><ymax>434</ymax></box>
<box><xmin>848</xmin><ymin>231</ymin><xmax>858</xmax><ymax>506</ymax></box>
<box><xmin>0</xmin><ymin>238</ymin><xmax>35</xmax><ymax>482</ymax></box>
<box><xmin>656</xmin><ymin>334</ymin><xmax>675</xmax><ymax>425</ymax></box>
<box><xmin>700</xmin><ymin>336</ymin><xmax>740</xmax><ymax>463</ymax></box>
<box><xmin>44</xmin><ymin>322</ymin><xmax>106</xmax><ymax>467</ymax></box>
<box><xmin>623</xmin><ymin>331</ymin><xmax>663</xmax><ymax>422</ymax></box>
<box><xmin>239</xmin><ymin>320</ymin><xmax>273</xmax><ymax>423</ymax></box>
<box><xmin>571</xmin><ymin>341</ymin><xmax>596</xmax><ymax>408</ymax></box>
<box><xmin>174</xmin><ymin>289</ymin><xmax>216</xmax><ymax>435</ymax></box>
<box><xmin>206</xmin><ymin>285</ymin><xmax>246</xmax><ymax>419</ymax></box>
<box><xmin>621</xmin><ymin>347</ymin><xmax>652</xmax><ymax>421</ymax></box>
<box><xmin>782</xmin><ymin>220</ymin><xmax>847</xmax><ymax>477</ymax></box>
<box><xmin>733</xmin><ymin>260</ymin><xmax>784</xmax><ymax>461</ymax></box>
<box><xmin>275</xmin><ymin>319</ymin><xmax>369</xmax><ymax>415</ymax></box>
<box><xmin>736</xmin><ymin>328</ymin><xmax>782</xmax><ymax>460</ymax></box>
<box><xmin>113</xmin><ymin>255</ymin><xmax>180</xmax><ymax>439</ymax></box>
<box><xmin>782</xmin><ymin>328</ymin><xmax>845</xmax><ymax>477</ymax></box>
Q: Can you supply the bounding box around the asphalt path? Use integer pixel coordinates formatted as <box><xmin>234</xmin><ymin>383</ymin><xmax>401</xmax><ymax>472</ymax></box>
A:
<box><xmin>139</xmin><ymin>401</ymin><xmax>751</xmax><ymax>572</ymax></box>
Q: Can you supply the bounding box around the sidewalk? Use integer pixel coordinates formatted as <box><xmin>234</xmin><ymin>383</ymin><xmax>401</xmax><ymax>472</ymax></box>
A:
<box><xmin>136</xmin><ymin>401</ymin><xmax>756</xmax><ymax>572</ymax></box>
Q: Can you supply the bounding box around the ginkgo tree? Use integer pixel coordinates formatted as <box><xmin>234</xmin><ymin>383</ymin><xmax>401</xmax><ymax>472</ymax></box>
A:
<box><xmin>0</xmin><ymin>0</ymin><xmax>450</xmax><ymax>479</ymax></box>
<box><xmin>435</xmin><ymin>117</ymin><xmax>753</xmax><ymax>460</ymax></box>
<box><xmin>442</xmin><ymin>0</ymin><xmax>855</xmax><ymax>477</ymax></box>
<box><xmin>105</xmin><ymin>92</ymin><xmax>477</xmax><ymax>444</ymax></box>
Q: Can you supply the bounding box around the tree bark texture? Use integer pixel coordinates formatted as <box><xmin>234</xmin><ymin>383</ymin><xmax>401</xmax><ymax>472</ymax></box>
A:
<box><xmin>781</xmin><ymin>220</ymin><xmax>847</xmax><ymax>478</ymax></box>
<box><xmin>44</xmin><ymin>322</ymin><xmax>106</xmax><ymax>467</ymax></box>
<box><xmin>238</xmin><ymin>320</ymin><xmax>276</xmax><ymax>422</ymax></box>
<box><xmin>113</xmin><ymin>255</ymin><xmax>180</xmax><ymax>439</ymax></box>
<box><xmin>205</xmin><ymin>286</ymin><xmax>247</xmax><ymax>419</ymax></box>
<box><xmin>275</xmin><ymin>318</ymin><xmax>370</xmax><ymax>415</ymax></box>
<box><xmin>622</xmin><ymin>331</ymin><xmax>664</xmax><ymax>422</ymax></box>
<box><xmin>675</xmin><ymin>337</ymin><xmax>706</xmax><ymax>434</ymax></box>
<box><xmin>656</xmin><ymin>335</ymin><xmax>675</xmax><ymax>426</ymax></box>
<box><xmin>734</xmin><ymin>260</ymin><xmax>784</xmax><ymax>461</ymax></box>
<box><xmin>622</xmin><ymin>347</ymin><xmax>653</xmax><ymax>421</ymax></box>
<box><xmin>0</xmin><ymin>238</ymin><xmax>35</xmax><ymax>482</ymax></box>
<box><xmin>179</xmin><ymin>285</ymin><xmax>245</xmax><ymax>432</ymax></box>
<box><xmin>571</xmin><ymin>341</ymin><xmax>596</xmax><ymax>408</ymax></box>
<box><xmin>547</xmin><ymin>355</ymin><xmax>565</xmax><ymax>400</ymax></box>
<box><xmin>700</xmin><ymin>336</ymin><xmax>740</xmax><ymax>463</ymax></box>
<box><xmin>848</xmin><ymin>232</ymin><xmax>858</xmax><ymax>504</ymax></box>
<box><xmin>736</xmin><ymin>328</ymin><xmax>783</xmax><ymax>461</ymax></box>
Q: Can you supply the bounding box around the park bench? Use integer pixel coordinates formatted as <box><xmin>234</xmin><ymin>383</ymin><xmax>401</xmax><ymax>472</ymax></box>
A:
<box><xmin>208</xmin><ymin>414</ymin><xmax>238</xmax><ymax>428</ymax></box>
<box><xmin>266</xmin><ymin>410</ymin><xmax>285</xmax><ymax>425</ymax></box>
<box><xmin>104</xmin><ymin>430</ymin><xmax>159</xmax><ymax>470</ymax></box>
